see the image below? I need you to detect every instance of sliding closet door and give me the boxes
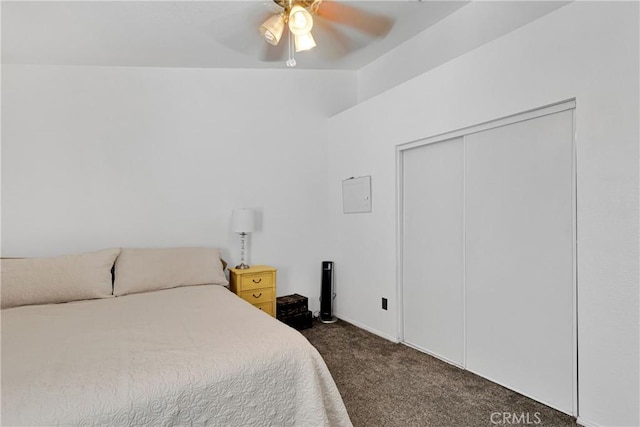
[465,110,574,413]
[402,138,464,366]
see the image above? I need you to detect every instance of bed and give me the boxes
[1,248,352,426]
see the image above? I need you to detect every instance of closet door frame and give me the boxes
[395,99,578,415]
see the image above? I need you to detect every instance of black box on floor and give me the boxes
[276,294,308,318]
[279,310,313,330]
[277,294,312,330]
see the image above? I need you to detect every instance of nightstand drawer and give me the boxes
[240,288,274,305]
[255,301,275,316]
[229,265,277,318]
[240,273,274,291]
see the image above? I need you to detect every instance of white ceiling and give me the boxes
[2,1,471,70]
[2,1,571,71]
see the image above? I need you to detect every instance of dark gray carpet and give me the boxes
[301,320,577,427]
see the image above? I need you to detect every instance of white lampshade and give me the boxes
[294,32,316,52]
[288,5,313,36]
[260,14,285,46]
[232,208,255,233]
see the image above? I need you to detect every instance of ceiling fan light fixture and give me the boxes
[294,32,316,52]
[288,5,313,36]
[260,13,285,46]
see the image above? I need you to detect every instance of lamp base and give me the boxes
[235,263,250,269]
[319,316,338,324]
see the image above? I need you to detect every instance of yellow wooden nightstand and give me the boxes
[229,265,277,317]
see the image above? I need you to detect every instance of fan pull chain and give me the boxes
[286,28,296,67]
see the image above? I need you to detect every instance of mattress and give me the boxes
[1,285,352,426]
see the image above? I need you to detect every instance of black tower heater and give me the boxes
[320,261,337,323]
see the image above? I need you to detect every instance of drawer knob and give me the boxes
[252,278,262,284]
[252,293,262,299]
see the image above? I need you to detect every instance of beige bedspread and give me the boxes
[1,285,352,426]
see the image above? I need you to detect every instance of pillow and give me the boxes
[113,247,228,297]
[0,248,121,309]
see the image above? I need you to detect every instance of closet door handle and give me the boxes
[252,278,262,284]
[252,293,262,299]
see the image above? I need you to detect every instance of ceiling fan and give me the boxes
[255,0,393,67]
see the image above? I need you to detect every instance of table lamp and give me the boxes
[232,208,255,269]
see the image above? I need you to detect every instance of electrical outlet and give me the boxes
[381,298,388,310]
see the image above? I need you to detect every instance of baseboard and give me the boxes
[575,417,636,427]
[334,313,400,343]
[576,417,602,427]
[402,341,465,369]
[464,365,574,417]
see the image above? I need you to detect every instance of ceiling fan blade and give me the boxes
[207,4,274,59]
[315,1,394,38]
[312,18,353,60]
[263,0,284,14]
[260,34,288,62]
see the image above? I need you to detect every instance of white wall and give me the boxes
[1,65,356,311]
[328,2,638,427]
[356,0,569,103]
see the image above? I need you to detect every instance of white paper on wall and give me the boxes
[342,176,372,214]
